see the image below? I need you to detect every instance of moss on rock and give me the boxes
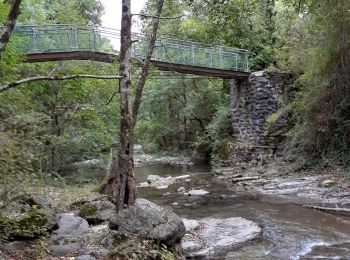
[0,208,49,240]
[80,203,97,217]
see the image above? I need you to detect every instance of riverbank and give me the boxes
[214,158,350,206]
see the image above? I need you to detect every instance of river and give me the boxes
[136,163,350,259]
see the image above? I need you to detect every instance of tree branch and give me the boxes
[0,74,121,93]
[132,13,185,20]
[132,0,165,126]
[105,90,119,106]
[0,0,22,60]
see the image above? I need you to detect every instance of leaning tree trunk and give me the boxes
[0,0,22,60]
[99,0,165,212]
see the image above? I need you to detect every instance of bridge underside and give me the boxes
[26,51,249,79]
[26,51,115,63]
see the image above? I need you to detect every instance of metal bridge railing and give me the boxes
[10,24,249,72]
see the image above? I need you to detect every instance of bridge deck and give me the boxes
[12,24,250,78]
[26,51,249,78]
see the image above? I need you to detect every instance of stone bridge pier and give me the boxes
[227,71,293,164]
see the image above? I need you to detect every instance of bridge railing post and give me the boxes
[191,43,196,65]
[208,52,213,68]
[233,53,238,71]
[69,27,78,51]
[245,52,249,71]
[92,27,98,51]
[32,28,39,53]
[219,47,224,69]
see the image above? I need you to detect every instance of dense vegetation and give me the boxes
[0,0,349,204]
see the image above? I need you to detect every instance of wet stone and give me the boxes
[181,217,261,257]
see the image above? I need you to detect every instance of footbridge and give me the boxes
[11,24,249,78]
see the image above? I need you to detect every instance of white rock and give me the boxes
[147,175,161,183]
[133,144,143,150]
[172,202,179,206]
[188,189,210,196]
[182,218,200,231]
[321,179,336,187]
[181,239,204,252]
[252,71,265,77]
[177,187,186,192]
[156,185,169,190]
[185,179,191,183]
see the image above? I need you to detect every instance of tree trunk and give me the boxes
[97,0,135,210]
[0,0,22,60]
[99,0,165,212]
[113,0,135,211]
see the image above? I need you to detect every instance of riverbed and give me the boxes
[136,163,350,259]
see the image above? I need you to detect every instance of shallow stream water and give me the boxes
[136,163,350,260]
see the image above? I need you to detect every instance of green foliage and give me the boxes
[135,75,223,153]
[0,0,116,196]
[202,100,233,165]
[80,203,97,218]
[176,0,279,70]
[283,0,350,165]
[0,127,35,204]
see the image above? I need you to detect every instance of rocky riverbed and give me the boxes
[1,155,350,259]
[136,159,350,259]
[214,159,350,206]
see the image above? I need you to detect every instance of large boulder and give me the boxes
[109,198,186,245]
[54,213,89,236]
[181,217,261,257]
[48,213,90,257]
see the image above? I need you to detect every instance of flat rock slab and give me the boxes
[181,217,261,257]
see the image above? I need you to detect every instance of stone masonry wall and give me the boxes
[227,71,292,164]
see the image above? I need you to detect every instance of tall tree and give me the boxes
[0,0,22,60]
[100,0,165,211]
